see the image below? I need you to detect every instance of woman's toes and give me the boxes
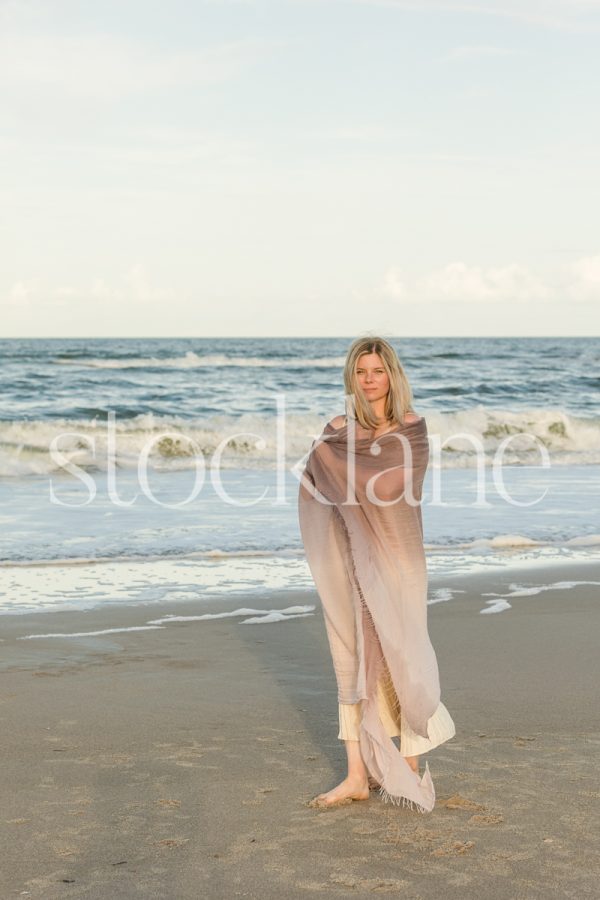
[309,778,369,806]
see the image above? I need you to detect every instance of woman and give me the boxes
[298,336,455,812]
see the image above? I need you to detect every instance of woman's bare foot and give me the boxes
[309,774,370,807]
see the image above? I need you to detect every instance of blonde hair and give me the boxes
[343,334,415,430]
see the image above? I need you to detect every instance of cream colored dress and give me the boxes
[338,668,456,756]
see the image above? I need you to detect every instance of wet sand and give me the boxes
[1,559,599,899]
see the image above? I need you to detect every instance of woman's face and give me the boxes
[355,352,390,402]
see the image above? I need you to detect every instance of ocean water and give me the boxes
[1,336,599,615]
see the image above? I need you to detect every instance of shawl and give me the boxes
[297,414,440,813]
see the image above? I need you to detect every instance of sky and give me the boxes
[1,0,600,338]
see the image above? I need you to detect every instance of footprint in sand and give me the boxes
[440,793,487,812]
[514,736,536,747]
[330,875,407,892]
[153,838,189,848]
[53,845,78,858]
[241,787,278,806]
[431,840,475,856]
[306,797,354,810]
[469,813,504,825]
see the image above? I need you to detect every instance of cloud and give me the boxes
[382,266,406,299]
[91,265,175,305]
[566,254,600,301]
[382,257,600,303]
[6,280,36,306]
[416,261,551,302]
[0,32,275,100]
[2,266,175,309]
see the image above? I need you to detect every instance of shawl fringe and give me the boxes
[378,768,432,815]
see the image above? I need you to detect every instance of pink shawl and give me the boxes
[298,414,439,813]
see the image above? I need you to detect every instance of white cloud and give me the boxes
[91,265,175,305]
[382,266,406,299]
[416,261,550,302]
[381,257,600,304]
[566,254,600,301]
[2,266,175,310]
[6,280,35,306]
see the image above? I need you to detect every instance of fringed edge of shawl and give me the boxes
[378,787,430,814]
[377,760,433,814]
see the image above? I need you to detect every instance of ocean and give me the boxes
[1,335,599,616]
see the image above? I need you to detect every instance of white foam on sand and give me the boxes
[480,598,513,615]
[239,610,315,624]
[17,605,316,639]
[20,625,166,639]
[428,587,467,605]
[146,604,315,625]
[480,580,600,614]
[0,555,314,615]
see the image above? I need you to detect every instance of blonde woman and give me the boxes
[298,336,455,811]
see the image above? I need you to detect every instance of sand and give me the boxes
[1,559,599,899]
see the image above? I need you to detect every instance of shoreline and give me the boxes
[0,548,598,621]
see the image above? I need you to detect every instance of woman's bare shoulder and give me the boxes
[403,411,422,423]
[327,414,347,429]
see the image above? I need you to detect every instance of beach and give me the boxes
[1,334,599,897]
[1,558,599,899]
